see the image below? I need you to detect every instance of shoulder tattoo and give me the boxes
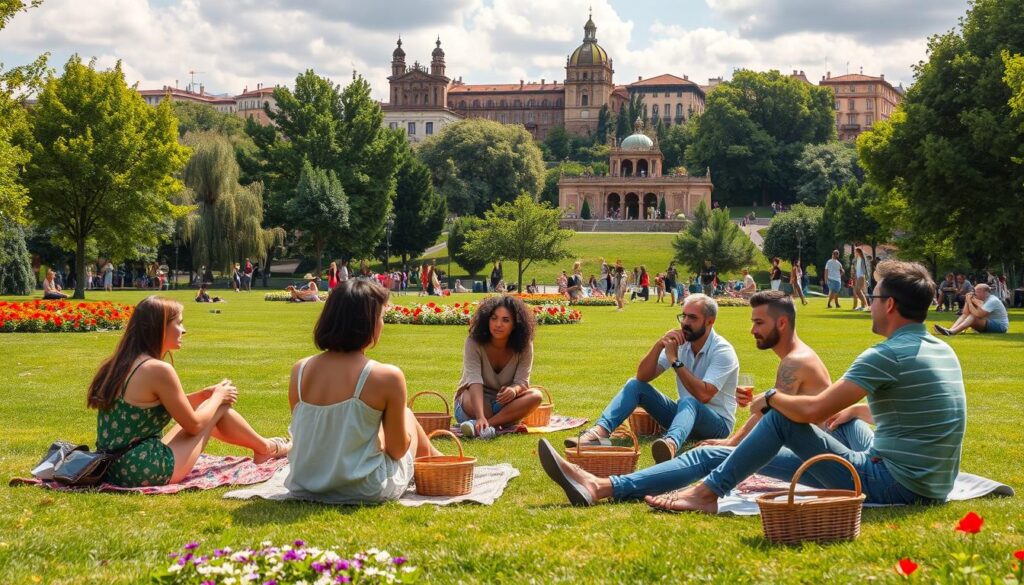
[775,359,801,393]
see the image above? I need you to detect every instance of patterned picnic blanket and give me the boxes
[446,414,588,437]
[10,454,288,495]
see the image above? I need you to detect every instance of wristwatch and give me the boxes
[761,388,778,414]
[671,359,684,370]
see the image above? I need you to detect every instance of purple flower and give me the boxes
[393,556,407,566]
[167,553,179,559]
[335,577,351,584]
[282,550,301,562]
[335,560,350,571]
[263,581,277,585]
[202,581,215,585]
[184,542,200,551]
[312,562,327,573]
[176,558,188,567]
[213,549,225,558]
[293,539,305,548]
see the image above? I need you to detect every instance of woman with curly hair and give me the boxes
[455,295,543,439]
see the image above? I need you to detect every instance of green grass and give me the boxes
[1,290,1021,583]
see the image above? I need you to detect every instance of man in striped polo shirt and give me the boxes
[647,260,966,513]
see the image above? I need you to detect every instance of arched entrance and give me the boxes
[625,193,639,220]
[621,160,634,177]
[643,193,658,219]
[606,193,621,219]
[637,159,649,177]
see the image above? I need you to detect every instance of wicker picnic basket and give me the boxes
[565,429,640,477]
[756,454,866,545]
[408,391,451,433]
[522,385,554,427]
[628,407,663,436]
[414,429,476,496]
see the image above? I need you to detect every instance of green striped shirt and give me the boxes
[842,323,966,500]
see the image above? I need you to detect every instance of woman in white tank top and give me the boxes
[285,279,441,504]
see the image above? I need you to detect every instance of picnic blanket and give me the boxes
[223,463,520,507]
[716,472,1014,516]
[9,455,288,495]
[446,414,588,438]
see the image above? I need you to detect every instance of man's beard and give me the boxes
[754,326,781,350]
[683,323,706,342]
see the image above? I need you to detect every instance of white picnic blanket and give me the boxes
[223,464,519,507]
[717,472,1014,516]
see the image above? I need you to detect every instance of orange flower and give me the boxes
[955,511,983,534]
[895,558,918,577]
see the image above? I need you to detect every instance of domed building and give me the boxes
[563,13,615,136]
[558,119,713,225]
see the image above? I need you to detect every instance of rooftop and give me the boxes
[449,82,564,93]
[628,73,699,88]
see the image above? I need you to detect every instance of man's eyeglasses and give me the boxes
[676,313,685,324]
[865,294,892,304]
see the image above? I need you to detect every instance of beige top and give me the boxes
[455,338,533,400]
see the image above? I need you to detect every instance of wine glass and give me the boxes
[736,373,755,407]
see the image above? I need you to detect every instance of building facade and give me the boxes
[138,85,237,114]
[626,74,705,128]
[382,38,463,142]
[819,72,903,141]
[235,85,278,126]
[558,120,713,220]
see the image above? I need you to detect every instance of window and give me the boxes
[848,99,855,110]
[676,104,683,118]
[486,99,494,107]
[846,114,857,125]
[652,92,658,97]
[472,99,480,108]
[865,114,873,126]
[513,99,521,107]
[583,72,589,80]
[408,122,416,135]
[556,98,563,106]
[664,103,670,118]
[500,99,507,107]
[677,91,683,97]
[389,122,397,130]
[652,104,659,116]
[835,100,840,110]
[426,122,434,135]
[581,94,589,106]
[866,100,873,110]
[849,85,856,93]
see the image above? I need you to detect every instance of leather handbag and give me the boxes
[50,436,155,487]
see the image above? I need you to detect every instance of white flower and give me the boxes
[167,563,182,574]
[223,579,236,585]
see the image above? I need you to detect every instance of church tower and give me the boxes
[391,37,406,77]
[564,12,614,136]
[430,37,446,78]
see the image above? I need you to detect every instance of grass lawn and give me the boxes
[1,290,1021,583]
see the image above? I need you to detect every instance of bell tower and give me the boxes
[564,12,614,136]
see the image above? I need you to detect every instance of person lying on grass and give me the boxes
[284,279,442,504]
[640,261,962,512]
[455,295,543,439]
[286,274,321,302]
[563,294,745,464]
[86,296,289,488]
[538,290,873,505]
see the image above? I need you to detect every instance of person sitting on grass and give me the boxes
[454,279,470,293]
[563,294,740,464]
[284,279,442,503]
[732,268,757,299]
[538,290,875,505]
[286,274,321,302]
[42,269,68,299]
[635,261,965,513]
[935,283,1009,336]
[87,296,289,488]
[194,284,224,303]
[455,295,543,439]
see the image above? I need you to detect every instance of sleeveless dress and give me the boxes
[285,359,414,504]
[96,359,175,487]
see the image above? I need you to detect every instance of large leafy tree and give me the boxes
[540,161,586,207]
[858,0,1024,278]
[464,194,573,289]
[447,216,487,276]
[794,141,863,205]
[686,69,835,206]
[660,122,697,172]
[762,204,824,268]
[672,200,757,276]
[417,118,544,216]
[287,160,349,274]
[543,125,572,161]
[24,55,190,299]
[384,152,446,266]
[180,132,283,275]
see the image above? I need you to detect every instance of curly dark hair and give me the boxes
[469,295,536,353]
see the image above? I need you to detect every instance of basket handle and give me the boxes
[574,429,639,455]
[428,429,464,458]
[529,385,553,406]
[408,390,450,415]
[788,453,862,505]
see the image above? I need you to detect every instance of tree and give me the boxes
[658,196,667,220]
[447,216,487,276]
[544,125,572,161]
[672,200,757,276]
[180,132,283,276]
[465,194,573,289]
[171,101,256,159]
[0,217,33,295]
[794,141,863,206]
[417,118,544,216]
[835,182,887,260]
[540,161,585,207]
[387,152,447,266]
[24,56,190,299]
[580,198,591,220]
[286,161,349,273]
[595,105,611,144]
[858,0,1024,279]
[615,103,630,142]
[866,184,958,278]
[686,69,835,206]
[762,204,824,269]
[661,122,696,171]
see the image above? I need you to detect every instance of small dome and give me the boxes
[432,38,444,59]
[620,132,654,151]
[393,38,405,59]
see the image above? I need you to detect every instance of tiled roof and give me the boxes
[629,74,698,88]
[449,83,564,93]
[821,74,883,83]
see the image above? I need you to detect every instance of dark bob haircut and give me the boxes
[749,289,796,327]
[468,295,536,353]
[875,260,935,323]
[314,279,390,352]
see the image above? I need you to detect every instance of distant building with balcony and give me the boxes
[626,73,705,128]
[819,72,903,141]
[235,84,278,126]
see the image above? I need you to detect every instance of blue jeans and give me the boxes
[596,378,731,450]
[454,394,503,423]
[700,411,932,505]
[609,419,873,500]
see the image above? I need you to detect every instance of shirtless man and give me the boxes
[538,290,870,505]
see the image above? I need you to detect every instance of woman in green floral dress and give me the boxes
[88,296,289,487]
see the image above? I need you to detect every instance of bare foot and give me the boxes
[644,483,719,514]
[253,437,291,464]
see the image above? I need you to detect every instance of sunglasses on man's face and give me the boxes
[865,293,892,304]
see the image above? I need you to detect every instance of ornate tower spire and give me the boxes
[391,36,406,77]
[430,36,446,77]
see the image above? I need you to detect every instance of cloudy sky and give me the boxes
[2,0,968,100]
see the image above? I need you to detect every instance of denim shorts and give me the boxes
[828,279,841,293]
[454,394,503,423]
[985,319,1008,333]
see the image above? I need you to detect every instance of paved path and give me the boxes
[741,224,765,250]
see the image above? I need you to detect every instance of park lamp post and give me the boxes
[384,213,395,272]
[173,229,180,290]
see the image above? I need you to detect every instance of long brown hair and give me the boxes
[87,296,181,410]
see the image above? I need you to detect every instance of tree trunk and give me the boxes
[517,261,524,293]
[314,238,324,275]
[262,245,276,288]
[73,237,86,299]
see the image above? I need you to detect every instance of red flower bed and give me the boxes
[0,300,134,333]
